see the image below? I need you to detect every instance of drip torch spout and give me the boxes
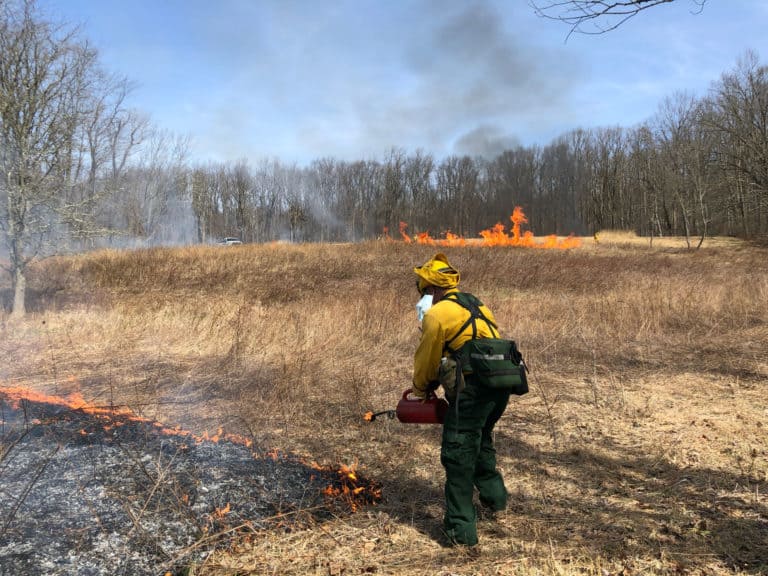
[363,409,396,422]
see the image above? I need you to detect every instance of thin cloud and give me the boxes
[272,0,581,161]
[37,0,768,165]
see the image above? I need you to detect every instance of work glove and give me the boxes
[439,360,457,403]
[412,381,438,401]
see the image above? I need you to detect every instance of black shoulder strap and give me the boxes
[443,292,499,353]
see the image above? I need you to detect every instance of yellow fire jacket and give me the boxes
[412,288,500,395]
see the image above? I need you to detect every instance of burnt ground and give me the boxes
[0,391,380,576]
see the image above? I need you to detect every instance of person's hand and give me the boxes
[410,387,427,400]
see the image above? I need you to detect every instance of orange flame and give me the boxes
[399,222,412,243]
[319,460,382,512]
[389,206,581,249]
[0,385,252,448]
[213,502,231,519]
[339,463,358,482]
[415,231,435,245]
[2,386,382,512]
[443,231,467,247]
[363,411,374,422]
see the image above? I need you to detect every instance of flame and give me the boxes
[363,411,374,422]
[339,463,358,482]
[213,502,231,519]
[443,231,467,247]
[199,426,226,443]
[415,231,435,245]
[389,206,581,249]
[2,386,383,513]
[318,460,382,512]
[0,385,252,448]
[399,221,412,243]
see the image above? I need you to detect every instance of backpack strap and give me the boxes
[442,292,500,428]
[443,292,499,354]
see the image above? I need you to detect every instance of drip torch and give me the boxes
[364,388,449,425]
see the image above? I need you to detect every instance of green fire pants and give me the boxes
[440,381,510,546]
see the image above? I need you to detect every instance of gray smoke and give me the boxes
[354,0,579,159]
[454,124,521,159]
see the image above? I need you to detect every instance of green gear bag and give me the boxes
[456,337,528,395]
[442,291,528,396]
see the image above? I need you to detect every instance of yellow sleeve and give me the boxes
[479,304,500,337]
[412,313,444,393]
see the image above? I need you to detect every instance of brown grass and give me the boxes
[1,239,767,575]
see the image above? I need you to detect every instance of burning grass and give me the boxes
[390,207,582,249]
[0,387,380,574]
[0,238,767,575]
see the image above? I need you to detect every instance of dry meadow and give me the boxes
[1,234,766,575]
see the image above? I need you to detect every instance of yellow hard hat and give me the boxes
[414,253,460,293]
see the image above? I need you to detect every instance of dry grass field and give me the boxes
[1,233,766,575]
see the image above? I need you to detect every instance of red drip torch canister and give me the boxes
[396,388,449,424]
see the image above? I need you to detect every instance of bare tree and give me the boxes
[704,51,768,237]
[334,161,362,241]
[529,0,706,38]
[435,156,479,237]
[110,129,188,245]
[378,148,407,234]
[486,147,539,222]
[252,159,287,242]
[190,167,214,243]
[65,74,149,246]
[650,92,717,247]
[228,159,251,241]
[0,0,120,316]
[402,150,435,233]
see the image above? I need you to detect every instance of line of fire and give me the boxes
[0,385,382,573]
[0,385,380,507]
[382,206,582,249]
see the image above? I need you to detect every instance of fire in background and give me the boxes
[383,206,581,249]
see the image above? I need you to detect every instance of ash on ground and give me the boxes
[0,392,379,576]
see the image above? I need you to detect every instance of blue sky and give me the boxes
[38,0,768,166]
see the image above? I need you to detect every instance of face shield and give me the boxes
[416,293,433,322]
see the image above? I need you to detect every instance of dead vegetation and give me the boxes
[0,237,766,575]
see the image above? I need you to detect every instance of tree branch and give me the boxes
[529,0,707,39]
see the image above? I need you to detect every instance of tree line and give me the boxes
[1,0,767,316]
[186,50,767,247]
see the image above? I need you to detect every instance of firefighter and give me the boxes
[412,253,510,549]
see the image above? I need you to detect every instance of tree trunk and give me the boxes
[11,266,26,318]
